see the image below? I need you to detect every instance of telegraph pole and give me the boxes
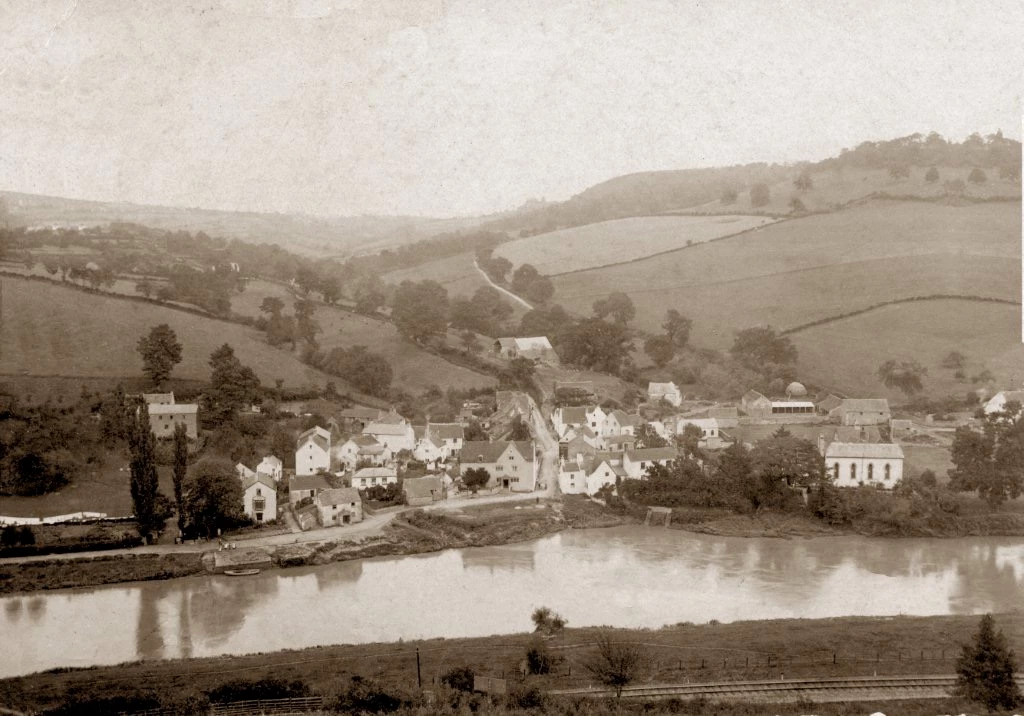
[416,647,422,688]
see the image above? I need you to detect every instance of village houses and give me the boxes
[295,426,331,476]
[255,455,283,482]
[601,409,643,438]
[334,434,391,470]
[241,474,277,524]
[984,390,1024,416]
[460,440,537,492]
[494,336,557,362]
[552,405,606,439]
[289,473,332,504]
[350,466,398,489]
[558,452,627,496]
[623,447,678,479]
[412,423,466,464]
[362,411,416,453]
[315,487,363,526]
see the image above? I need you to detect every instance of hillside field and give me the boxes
[494,214,777,275]
[552,200,1020,348]
[379,251,493,298]
[0,276,338,391]
[790,299,1024,399]
[232,280,497,393]
[689,165,1021,215]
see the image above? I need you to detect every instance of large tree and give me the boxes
[749,183,771,207]
[948,407,1024,507]
[662,309,692,348]
[730,327,797,376]
[955,614,1021,711]
[207,344,261,425]
[748,430,825,510]
[643,335,675,367]
[558,318,634,375]
[136,324,183,388]
[183,459,245,538]
[593,292,636,326]
[585,633,646,698]
[877,359,927,397]
[129,407,163,541]
[391,280,450,342]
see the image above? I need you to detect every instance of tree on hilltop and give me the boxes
[877,359,927,397]
[593,292,636,326]
[793,172,813,191]
[925,166,940,183]
[968,167,988,184]
[137,324,183,389]
[749,183,771,208]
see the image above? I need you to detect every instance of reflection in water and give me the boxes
[461,546,536,573]
[1,528,1023,679]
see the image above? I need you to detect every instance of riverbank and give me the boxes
[2,612,1020,714]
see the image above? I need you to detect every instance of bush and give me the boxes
[206,677,310,703]
[331,676,412,714]
[506,685,545,710]
[440,665,475,693]
[526,640,554,675]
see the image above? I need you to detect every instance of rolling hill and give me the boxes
[0,276,337,390]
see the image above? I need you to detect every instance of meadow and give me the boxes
[380,251,492,297]
[552,200,1020,348]
[790,299,1024,399]
[232,280,497,393]
[0,276,337,391]
[493,214,776,275]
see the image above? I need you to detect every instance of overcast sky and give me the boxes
[0,0,1021,217]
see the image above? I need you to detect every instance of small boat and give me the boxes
[223,568,261,577]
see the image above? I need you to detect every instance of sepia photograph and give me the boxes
[0,1,1022,714]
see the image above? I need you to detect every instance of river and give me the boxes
[3,527,1024,679]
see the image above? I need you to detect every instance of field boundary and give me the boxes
[543,217,791,278]
[781,294,1022,335]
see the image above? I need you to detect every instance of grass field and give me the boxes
[380,251,493,297]
[689,165,1021,215]
[493,214,777,275]
[232,280,497,393]
[552,200,1020,347]
[790,299,1024,399]
[902,445,954,481]
[0,276,336,390]
[0,456,177,519]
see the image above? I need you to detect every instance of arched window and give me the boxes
[868,464,874,481]
[884,463,891,480]
[833,463,840,479]
[850,463,857,481]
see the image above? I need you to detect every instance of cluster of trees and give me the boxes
[820,132,1021,176]
[620,429,825,513]
[156,265,245,315]
[508,264,555,304]
[345,230,507,277]
[877,359,927,397]
[643,309,692,367]
[948,403,1024,507]
[313,345,393,398]
[256,296,320,350]
[729,327,798,387]
[449,286,514,335]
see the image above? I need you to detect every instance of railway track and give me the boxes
[551,674,1024,703]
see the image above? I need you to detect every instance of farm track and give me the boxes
[472,258,533,310]
[551,674,1024,703]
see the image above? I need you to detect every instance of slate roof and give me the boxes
[339,407,386,421]
[316,487,361,506]
[289,474,333,493]
[403,475,443,500]
[428,423,465,441]
[461,440,534,464]
[297,426,330,452]
[353,467,396,479]
[625,447,678,462]
[241,474,276,493]
[148,403,198,415]
[142,392,175,405]
[513,336,553,351]
[837,399,891,413]
[347,435,380,447]
[364,422,412,436]
[824,442,904,459]
[558,406,588,425]
[610,410,643,427]
[648,382,680,394]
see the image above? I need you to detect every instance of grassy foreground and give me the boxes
[2,613,1021,714]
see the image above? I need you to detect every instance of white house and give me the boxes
[295,426,331,476]
[984,390,1024,416]
[350,466,398,489]
[255,456,283,482]
[461,440,537,492]
[825,442,905,489]
[671,417,725,449]
[427,423,465,456]
[552,405,606,439]
[235,463,256,480]
[335,435,390,469]
[623,447,677,479]
[242,475,277,524]
[147,402,199,439]
[557,454,626,496]
[601,410,643,438]
[363,420,416,453]
[648,382,682,407]
[413,431,445,464]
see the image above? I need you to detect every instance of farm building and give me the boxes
[825,442,904,489]
[315,487,363,526]
[770,400,815,416]
[816,394,843,415]
[741,390,773,418]
[494,336,557,362]
[623,447,677,479]
[404,475,445,506]
[148,402,199,439]
[984,390,1024,415]
[831,399,891,426]
[338,407,387,432]
[648,382,682,406]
